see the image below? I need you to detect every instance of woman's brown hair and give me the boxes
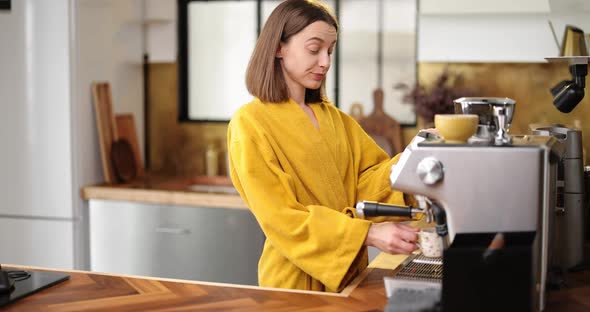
[245,0,338,104]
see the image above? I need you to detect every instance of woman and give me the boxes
[227,0,419,292]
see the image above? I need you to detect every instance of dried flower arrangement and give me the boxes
[395,69,478,123]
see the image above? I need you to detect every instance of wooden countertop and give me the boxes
[3,254,590,311]
[81,173,247,209]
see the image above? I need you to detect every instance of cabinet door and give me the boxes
[0,217,73,269]
[89,200,264,285]
[420,0,550,14]
[155,205,264,285]
[89,200,160,276]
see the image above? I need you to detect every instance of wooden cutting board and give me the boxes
[357,88,404,156]
[115,114,143,177]
[92,82,118,184]
[111,138,138,183]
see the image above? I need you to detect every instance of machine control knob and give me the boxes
[417,157,444,185]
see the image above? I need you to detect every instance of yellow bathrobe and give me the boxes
[228,98,412,292]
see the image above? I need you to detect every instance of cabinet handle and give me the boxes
[155,227,190,235]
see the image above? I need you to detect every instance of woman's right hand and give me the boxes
[364,222,419,254]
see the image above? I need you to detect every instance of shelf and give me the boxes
[545,56,590,65]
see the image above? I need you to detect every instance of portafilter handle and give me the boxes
[493,106,512,145]
[356,200,451,248]
[355,201,423,219]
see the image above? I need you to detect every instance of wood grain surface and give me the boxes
[358,88,404,157]
[80,173,246,209]
[115,114,144,177]
[92,82,118,184]
[0,266,389,312]
[111,138,138,182]
[1,264,589,311]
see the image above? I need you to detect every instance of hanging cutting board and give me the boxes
[115,113,143,177]
[92,82,118,184]
[357,88,404,157]
[111,138,138,183]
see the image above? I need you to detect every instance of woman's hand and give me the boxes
[364,222,419,254]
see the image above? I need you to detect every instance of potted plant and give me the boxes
[395,69,478,126]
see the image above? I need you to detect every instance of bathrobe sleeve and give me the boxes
[228,114,372,292]
[341,113,417,221]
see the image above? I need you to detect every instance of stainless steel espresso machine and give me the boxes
[356,98,567,311]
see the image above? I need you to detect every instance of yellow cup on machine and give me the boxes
[434,114,479,143]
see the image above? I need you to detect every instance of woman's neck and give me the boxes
[284,79,306,106]
[291,93,306,107]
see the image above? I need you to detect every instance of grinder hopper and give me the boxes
[453,97,516,144]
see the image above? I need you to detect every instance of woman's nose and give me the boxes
[318,52,331,68]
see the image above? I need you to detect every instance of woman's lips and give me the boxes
[311,73,325,81]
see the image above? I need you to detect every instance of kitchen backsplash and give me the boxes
[418,62,589,165]
[148,62,589,176]
[148,63,228,176]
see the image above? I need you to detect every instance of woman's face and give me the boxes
[277,21,337,92]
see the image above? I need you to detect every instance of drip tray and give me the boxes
[393,253,442,283]
[384,254,443,311]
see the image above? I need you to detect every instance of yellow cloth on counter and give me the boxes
[227,98,413,292]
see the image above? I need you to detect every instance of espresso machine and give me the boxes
[454,97,586,270]
[357,98,564,311]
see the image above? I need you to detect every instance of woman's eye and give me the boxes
[309,49,319,54]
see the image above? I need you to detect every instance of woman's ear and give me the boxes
[276,43,283,59]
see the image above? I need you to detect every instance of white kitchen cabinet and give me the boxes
[0,217,74,269]
[548,0,590,13]
[89,200,264,285]
[417,0,590,62]
[418,13,590,63]
[420,0,551,15]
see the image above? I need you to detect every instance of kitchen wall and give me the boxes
[417,6,590,164]
[147,2,590,176]
[146,62,420,177]
[73,0,145,269]
[147,61,590,178]
[148,63,228,176]
[419,62,590,165]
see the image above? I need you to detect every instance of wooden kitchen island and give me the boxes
[74,176,590,311]
[0,262,392,311]
[3,255,590,311]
